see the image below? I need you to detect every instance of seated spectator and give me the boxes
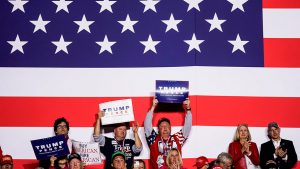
[209,152,233,169]
[0,155,13,169]
[132,159,145,169]
[49,156,68,169]
[68,153,83,169]
[159,148,187,169]
[194,156,209,169]
[111,152,127,169]
[228,124,259,169]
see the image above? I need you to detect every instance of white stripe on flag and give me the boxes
[1,67,300,97]
[263,9,300,38]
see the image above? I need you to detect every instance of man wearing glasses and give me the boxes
[39,117,73,169]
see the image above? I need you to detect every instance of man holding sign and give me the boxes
[93,112,143,169]
[144,98,192,169]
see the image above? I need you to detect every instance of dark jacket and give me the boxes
[260,139,297,169]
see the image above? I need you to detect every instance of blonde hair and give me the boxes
[233,124,252,141]
[166,148,183,168]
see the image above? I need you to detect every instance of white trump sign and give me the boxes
[99,99,135,125]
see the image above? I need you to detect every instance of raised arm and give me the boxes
[144,98,158,137]
[182,99,192,138]
[93,111,105,145]
[132,122,143,153]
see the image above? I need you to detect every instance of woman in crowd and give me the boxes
[228,124,259,169]
[132,159,146,169]
[159,148,187,169]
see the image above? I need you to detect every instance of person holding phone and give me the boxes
[260,122,298,169]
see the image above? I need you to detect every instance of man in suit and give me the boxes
[260,122,298,169]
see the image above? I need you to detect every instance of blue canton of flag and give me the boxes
[0,0,263,67]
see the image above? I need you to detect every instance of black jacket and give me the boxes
[260,139,297,169]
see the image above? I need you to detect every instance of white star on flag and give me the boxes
[205,13,226,32]
[52,35,72,54]
[139,0,160,13]
[96,35,116,54]
[30,14,51,33]
[183,0,204,11]
[8,0,28,13]
[140,35,160,54]
[52,0,73,13]
[227,0,248,12]
[74,15,95,33]
[162,13,182,32]
[7,34,28,54]
[228,34,249,53]
[184,33,204,53]
[96,0,116,13]
[118,14,138,33]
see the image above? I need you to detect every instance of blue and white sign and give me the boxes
[31,135,70,160]
[99,99,134,125]
[156,80,189,103]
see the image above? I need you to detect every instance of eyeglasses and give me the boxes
[58,162,67,165]
[57,125,67,129]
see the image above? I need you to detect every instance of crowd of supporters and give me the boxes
[0,98,298,169]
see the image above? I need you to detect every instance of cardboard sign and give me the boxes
[99,99,135,125]
[73,141,102,165]
[31,135,69,160]
[156,80,189,103]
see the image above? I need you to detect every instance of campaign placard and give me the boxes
[73,141,102,165]
[31,135,70,160]
[99,99,135,125]
[155,80,189,103]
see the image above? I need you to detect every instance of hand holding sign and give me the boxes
[183,98,191,110]
[31,135,70,160]
[155,80,189,103]
[99,99,135,125]
[97,111,105,120]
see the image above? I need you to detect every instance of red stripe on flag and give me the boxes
[196,96,300,127]
[263,0,300,8]
[11,159,300,169]
[264,38,300,68]
[1,96,300,127]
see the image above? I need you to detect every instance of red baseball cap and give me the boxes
[194,156,209,168]
[0,155,13,165]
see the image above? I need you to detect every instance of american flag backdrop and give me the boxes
[0,0,300,168]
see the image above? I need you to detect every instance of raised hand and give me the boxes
[97,111,105,119]
[132,121,139,133]
[183,98,190,109]
[152,98,158,108]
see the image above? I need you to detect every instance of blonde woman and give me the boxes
[159,148,187,169]
[228,124,259,169]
